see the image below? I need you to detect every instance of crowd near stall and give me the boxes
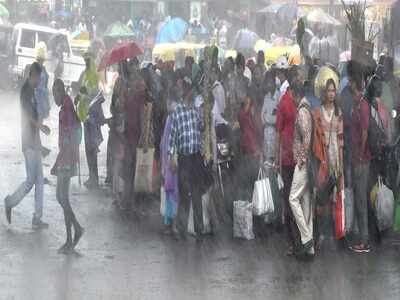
[1,0,400,258]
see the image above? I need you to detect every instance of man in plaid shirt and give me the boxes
[168,77,205,240]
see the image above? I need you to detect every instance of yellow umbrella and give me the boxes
[264,45,301,65]
[152,43,177,61]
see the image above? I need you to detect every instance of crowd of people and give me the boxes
[3,40,400,257]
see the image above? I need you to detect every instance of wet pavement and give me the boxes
[0,91,399,300]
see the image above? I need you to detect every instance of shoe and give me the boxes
[302,239,314,254]
[104,177,112,186]
[349,244,371,253]
[32,219,49,230]
[4,196,11,224]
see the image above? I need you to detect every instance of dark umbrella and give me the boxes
[98,41,144,71]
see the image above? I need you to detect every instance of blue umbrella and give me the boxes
[156,18,188,44]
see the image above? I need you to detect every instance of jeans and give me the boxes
[177,153,204,235]
[6,148,44,220]
[352,162,370,245]
[85,144,98,185]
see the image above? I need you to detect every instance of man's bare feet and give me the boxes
[73,226,85,248]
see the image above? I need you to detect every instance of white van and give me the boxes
[10,23,85,87]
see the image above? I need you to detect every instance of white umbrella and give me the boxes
[307,8,341,26]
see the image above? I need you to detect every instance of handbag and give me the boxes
[134,147,155,193]
[252,167,274,216]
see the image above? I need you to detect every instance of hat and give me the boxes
[83,51,95,60]
[275,56,289,70]
[35,42,47,61]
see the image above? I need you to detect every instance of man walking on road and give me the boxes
[289,80,314,257]
[4,62,50,229]
[168,76,204,240]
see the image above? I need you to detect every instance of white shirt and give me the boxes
[212,81,228,126]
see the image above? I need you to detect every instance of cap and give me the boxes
[275,56,289,70]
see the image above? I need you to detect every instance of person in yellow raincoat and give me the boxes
[78,52,107,189]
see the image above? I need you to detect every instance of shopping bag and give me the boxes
[188,189,212,235]
[393,198,400,232]
[376,178,395,232]
[344,187,354,234]
[160,186,166,216]
[252,168,274,216]
[233,200,255,240]
[335,187,345,240]
[134,148,155,193]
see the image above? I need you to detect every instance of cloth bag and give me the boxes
[376,178,395,232]
[252,168,274,216]
[188,189,212,235]
[233,200,255,240]
[134,148,155,193]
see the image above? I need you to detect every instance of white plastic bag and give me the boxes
[188,190,212,235]
[252,168,274,216]
[376,178,395,232]
[233,200,255,240]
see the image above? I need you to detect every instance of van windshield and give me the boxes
[37,32,69,54]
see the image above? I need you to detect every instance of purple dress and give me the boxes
[161,116,179,225]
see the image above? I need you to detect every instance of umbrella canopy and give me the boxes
[98,41,143,71]
[104,21,135,38]
[156,18,188,44]
[233,29,259,51]
[258,3,305,19]
[0,3,9,18]
[55,9,72,18]
[307,9,341,26]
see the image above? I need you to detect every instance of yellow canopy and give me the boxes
[225,49,237,59]
[152,42,206,61]
[73,31,90,41]
[265,45,301,66]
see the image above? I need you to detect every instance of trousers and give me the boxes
[6,148,44,220]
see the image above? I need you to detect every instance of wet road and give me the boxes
[0,91,399,300]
